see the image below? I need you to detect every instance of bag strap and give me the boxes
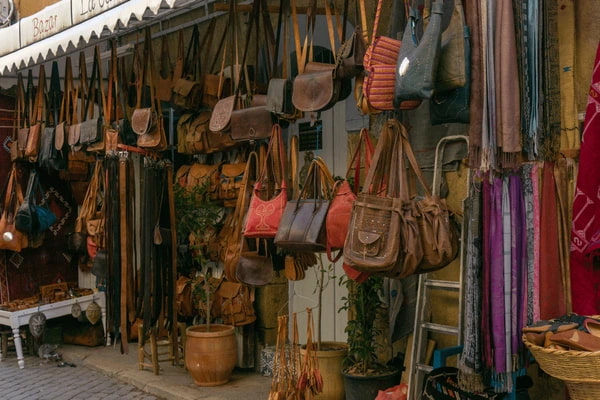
[61,57,74,125]
[289,134,299,200]
[396,121,432,197]
[78,51,89,123]
[363,119,401,197]
[255,124,287,193]
[371,0,384,45]
[48,61,61,127]
[24,70,33,128]
[158,34,172,82]
[183,25,200,80]
[32,65,46,128]
[84,46,107,122]
[346,128,375,193]
[142,28,162,120]
[14,73,24,134]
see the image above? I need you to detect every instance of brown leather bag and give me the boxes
[411,134,462,273]
[186,163,221,201]
[236,239,274,287]
[217,281,256,326]
[343,119,423,278]
[292,62,341,113]
[24,65,46,162]
[135,29,167,151]
[222,152,259,281]
[176,276,194,317]
[219,161,246,207]
[230,101,273,141]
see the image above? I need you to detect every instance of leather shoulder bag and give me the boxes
[274,157,334,253]
[24,65,46,162]
[343,119,423,278]
[80,46,106,149]
[244,124,288,239]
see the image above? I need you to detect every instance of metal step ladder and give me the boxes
[407,135,469,400]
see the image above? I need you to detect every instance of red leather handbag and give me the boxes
[326,128,374,283]
[244,124,288,239]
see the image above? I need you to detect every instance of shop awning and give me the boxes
[0,0,216,75]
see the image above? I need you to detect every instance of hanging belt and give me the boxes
[119,153,129,354]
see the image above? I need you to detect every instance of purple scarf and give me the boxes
[490,177,506,373]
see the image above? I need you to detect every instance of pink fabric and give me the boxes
[571,42,600,315]
[531,163,541,322]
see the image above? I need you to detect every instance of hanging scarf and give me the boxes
[512,0,532,158]
[494,0,521,168]
[531,163,542,322]
[458,174,484,392]
[490,177,506,373]
[500,177,512,390]
[521,164,536,325]
[554,158,576,313]
[539,0,561,160]
[540,161,566,319]
[509,174,527,360]
[557,0,580,155]
[570,42,600,315]
[466,0,484,168]
[481,177,493,369]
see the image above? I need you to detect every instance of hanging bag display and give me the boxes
[343,119,423,278]
[0,167,28,252]
[409,133,461,273]
[244,124,287,239]
[362,0,420,112]
[335,0,367,79]
[39,61,66,170]
[80,46,106,149]
[274,157,334,253]
[24,65,46,162]
[291,0,350,113]
[326,128,374,262]
[393,0,444,105]
[223,151,259,281]
[133,28,167,151]
[15,169,57,233]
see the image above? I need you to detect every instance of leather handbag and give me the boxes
[335,0,367,79]
[236,238,274,286]
[362,0,420,111]
[430,25,471,125]
[0,168,28,252]
[326,128,374,263]
[172,25,209,110]
[219,161,247,207]
[24,66,47,162]
[291,0,349,113]
[135,29,167,151]
[410,134,461,273]
[217,281,257,326]
[12,72,28,161]
[80,47,106,148]
[39,61,68,171]
[181,111,214,154]
[344,119,423,278]
[244,124,288,239]
[186,163,221,201]
[394,1,444,105]
[435,0,467,91]
[230,98,273,141]
[274,157,334,253]
[16,170,57,233]
[222,152,259,281]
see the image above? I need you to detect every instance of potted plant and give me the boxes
[298,255,348,400]
[339,275,401,400]
[174,182,237,387]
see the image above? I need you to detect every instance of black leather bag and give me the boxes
[236,239,274,287]
[266,78,294,117]
[394,1,444,105]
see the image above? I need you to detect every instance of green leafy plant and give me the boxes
[174,181,224,330]
[339,275,392,376]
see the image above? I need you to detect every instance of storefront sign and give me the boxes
[0,23,19,57]
[72,0,130,24]
[19,0,71,47]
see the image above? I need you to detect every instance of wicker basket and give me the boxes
[523,334,600,399]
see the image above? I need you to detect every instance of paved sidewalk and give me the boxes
[0,353,161,400]
[58,344,272,400]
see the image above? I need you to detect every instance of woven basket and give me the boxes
[523,335,600,400]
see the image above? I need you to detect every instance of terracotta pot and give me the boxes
[185,324,237,386]
[300,341,349,400]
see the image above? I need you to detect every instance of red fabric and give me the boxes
[571,42,600,315]
[539,162,565,319]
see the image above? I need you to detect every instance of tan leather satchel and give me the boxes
[187,163,221,200]
[217,281,256,326]
[24,65,46,162]
[219,162,247,207]
[344,119,423,278]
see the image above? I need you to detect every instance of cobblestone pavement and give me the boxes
[0,355,163,400]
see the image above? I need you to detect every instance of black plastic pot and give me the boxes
[341,368,401,400]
